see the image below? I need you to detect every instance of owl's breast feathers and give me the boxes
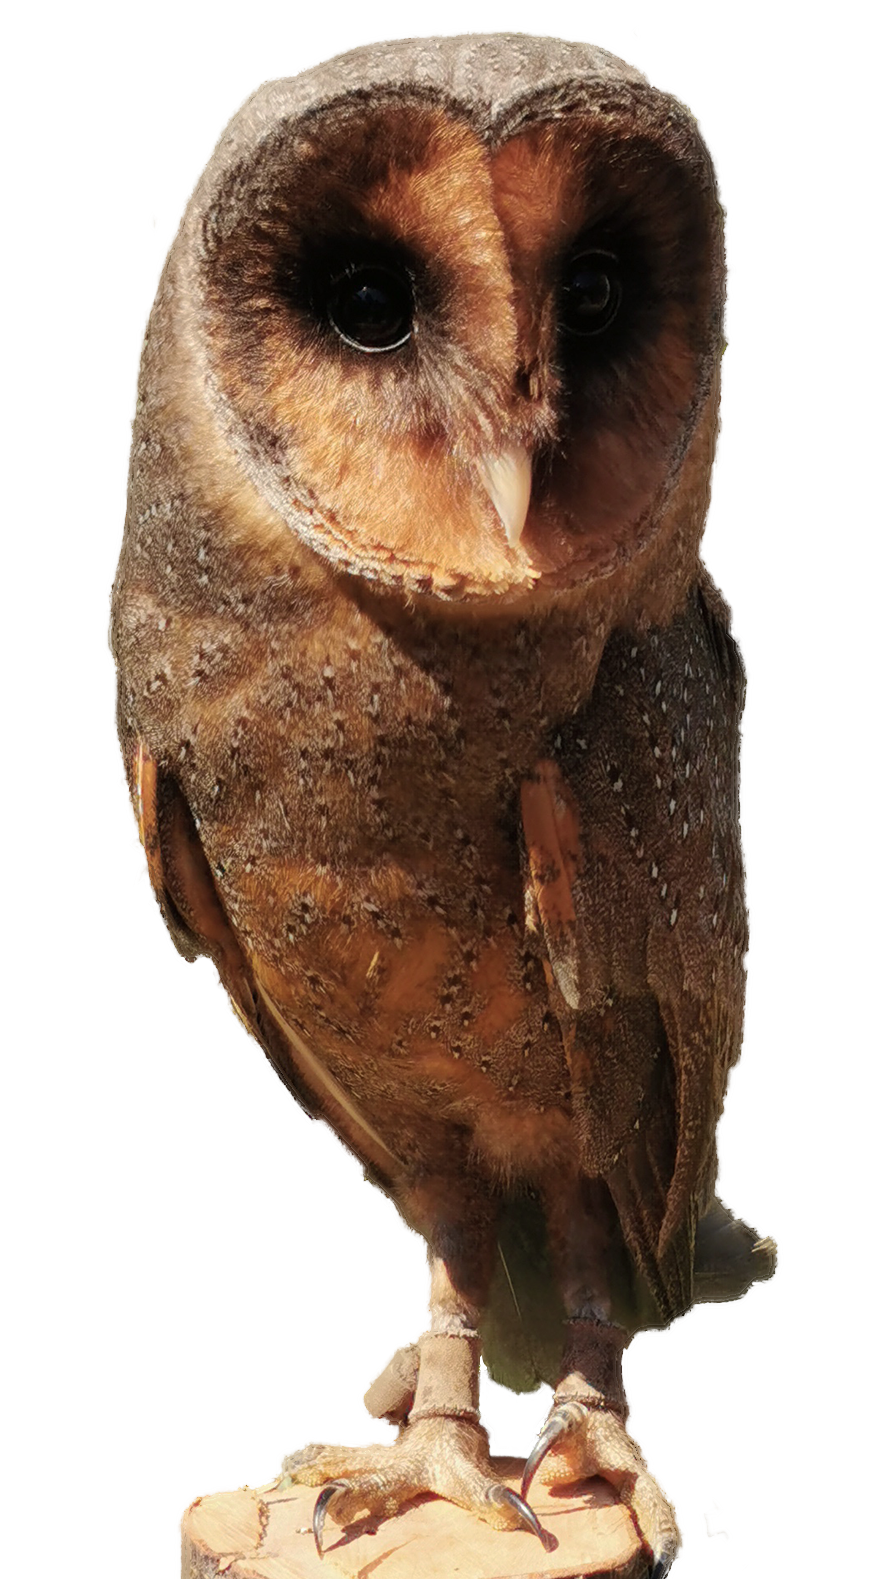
[119,558,745,1323]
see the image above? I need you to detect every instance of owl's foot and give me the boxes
[282,1416,547,1555]
[522,1399,678,1578]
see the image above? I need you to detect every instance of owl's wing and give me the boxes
[121,742,270,1061]
[523,578,748,1327]
[122,738,399,1193]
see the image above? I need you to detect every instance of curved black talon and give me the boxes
[312,1480,348,1557]
[487,1483,549,1546]
[521,1401,586,1500]
[650,1559,672,1579]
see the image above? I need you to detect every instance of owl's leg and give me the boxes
[522,1317,676,1577]
[521,1185,680,1578]
[282,1190,546,1553]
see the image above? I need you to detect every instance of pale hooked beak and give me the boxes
[476,444,532,548]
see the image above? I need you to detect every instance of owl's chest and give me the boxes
[175,605,600,1133]
[184,598,598,902]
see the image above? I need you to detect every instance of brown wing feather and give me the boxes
[525,577,747,1326]
[129,740,406,1188]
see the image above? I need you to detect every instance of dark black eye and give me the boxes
[326,263,414,352]
[561,249,622,337]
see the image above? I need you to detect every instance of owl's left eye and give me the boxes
[326,263,414,352]
[561,248,622,337]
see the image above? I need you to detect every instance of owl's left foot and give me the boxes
[522,1399,678,1578]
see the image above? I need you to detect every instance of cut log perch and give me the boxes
[181,1458,647,1579]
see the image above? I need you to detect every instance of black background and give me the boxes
[96,18,808,1572]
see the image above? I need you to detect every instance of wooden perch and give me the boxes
[182,1458,647,1578]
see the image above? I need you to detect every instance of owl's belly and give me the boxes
[226,849,574,1183]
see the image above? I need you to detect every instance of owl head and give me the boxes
[139,35,724,610]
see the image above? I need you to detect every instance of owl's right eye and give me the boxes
[560,248,622,338]
[326,263,414,353]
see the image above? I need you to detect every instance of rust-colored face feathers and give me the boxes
[162,42,725,603]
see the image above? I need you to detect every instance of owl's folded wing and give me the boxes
[127,744,407,1192]
[522,578,748,1327]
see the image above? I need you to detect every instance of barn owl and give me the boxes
[112,34,775,1576]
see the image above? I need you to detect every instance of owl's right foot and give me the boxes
[281,1415,546,1554]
